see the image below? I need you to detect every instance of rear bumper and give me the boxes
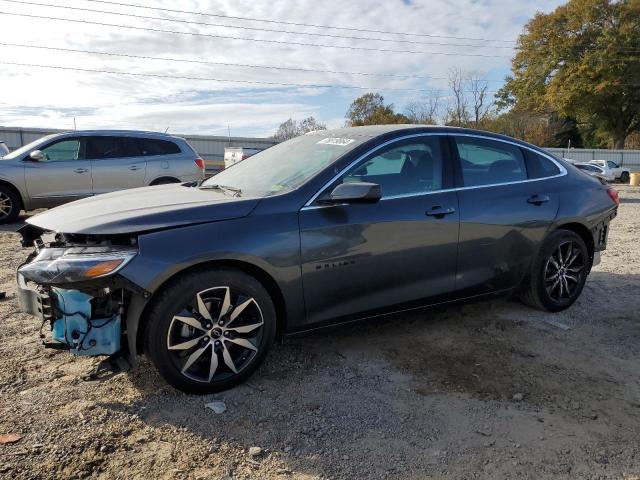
[593,209,617,252]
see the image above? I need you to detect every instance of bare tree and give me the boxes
[404,91,442,125]
[468,75,492,128]
[273,118,299,142]
[298,116,327,134]
[446,68,469,126]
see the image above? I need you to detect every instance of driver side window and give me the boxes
[338,137,444,198]
[40,138,82,162]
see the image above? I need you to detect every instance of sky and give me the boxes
[0,0,566,138]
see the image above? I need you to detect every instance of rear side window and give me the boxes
[85,136,121,160]
[120,137,142,157]
[524,150,561,179]
[454,136,527,187]
[135,138,181,156]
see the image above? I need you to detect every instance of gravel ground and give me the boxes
[0,187,639,479]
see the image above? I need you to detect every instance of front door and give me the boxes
[24,137,93,208]
[86,136,147,194]
[299,135,459,326]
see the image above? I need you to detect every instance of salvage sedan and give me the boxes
[16,126,618,393]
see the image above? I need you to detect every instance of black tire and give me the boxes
[520,230,589,312]
[620,171,630,184]
[0,185,21,224]
[144,268,276,394]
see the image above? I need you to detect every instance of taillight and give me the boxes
[194,158,205,171]
[607,188,620,207]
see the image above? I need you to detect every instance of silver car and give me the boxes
[0,130,204,223]
[573,162,608,182]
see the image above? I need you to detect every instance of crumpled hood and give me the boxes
[26,184,260,235]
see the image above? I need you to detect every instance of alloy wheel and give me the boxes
[166,286,264,383]
[0,192,12,220]
[543,240,585,303]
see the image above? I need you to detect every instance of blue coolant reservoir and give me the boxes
[51,288,121,356]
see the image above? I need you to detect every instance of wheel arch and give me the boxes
[553,222,595,266]
[0,179,24,211]
[149,176,181,186]
[134,259,288,355]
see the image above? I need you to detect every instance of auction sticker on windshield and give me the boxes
[317,138,355,146]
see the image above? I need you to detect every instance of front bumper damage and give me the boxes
[16,226,150,365]
[18,275,122,356]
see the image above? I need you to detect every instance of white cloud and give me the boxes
[0,0,565,136]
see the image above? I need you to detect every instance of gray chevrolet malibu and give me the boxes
[16,125,618,393]
[0,130,204,223]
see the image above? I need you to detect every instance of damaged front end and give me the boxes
[17,225,147,361]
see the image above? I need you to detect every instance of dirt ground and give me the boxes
[0,187,639,480]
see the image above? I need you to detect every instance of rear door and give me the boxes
[451,135,562,296]
[299,135,460,325]
[87,136,147,194]
[24,136,92,208]
[138,137,190,182]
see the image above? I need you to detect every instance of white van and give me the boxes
[223,147,263,169]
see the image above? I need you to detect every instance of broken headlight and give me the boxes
[18,246,137,284]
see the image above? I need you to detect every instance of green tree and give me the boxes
[498,0,640,149]
[346,93,409,126]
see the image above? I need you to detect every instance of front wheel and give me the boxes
[0,185,21,224]
[520,230,589,312]
[144,268,276,394]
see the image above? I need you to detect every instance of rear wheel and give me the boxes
[620,171,630,184]
[0,185,20,224]
[145,268,276,394]
[520,230,589,312]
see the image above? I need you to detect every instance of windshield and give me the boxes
[2,134,57,159]
[201,134,368,196]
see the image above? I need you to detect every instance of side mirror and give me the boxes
[322,182,381,204]
[29,150,45,161]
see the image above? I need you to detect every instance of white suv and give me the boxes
[589,160,630,183]
[0,130,204,223]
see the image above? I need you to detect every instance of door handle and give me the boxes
[527,194,550,205]
[128,165,140,171]
[426,206,456,217]
[74,168,89,174]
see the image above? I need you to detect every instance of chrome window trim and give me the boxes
[301,132,567,210]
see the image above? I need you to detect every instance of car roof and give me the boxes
[303,124,542,148]
[304,124,459,138]
[51,130,182,140]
